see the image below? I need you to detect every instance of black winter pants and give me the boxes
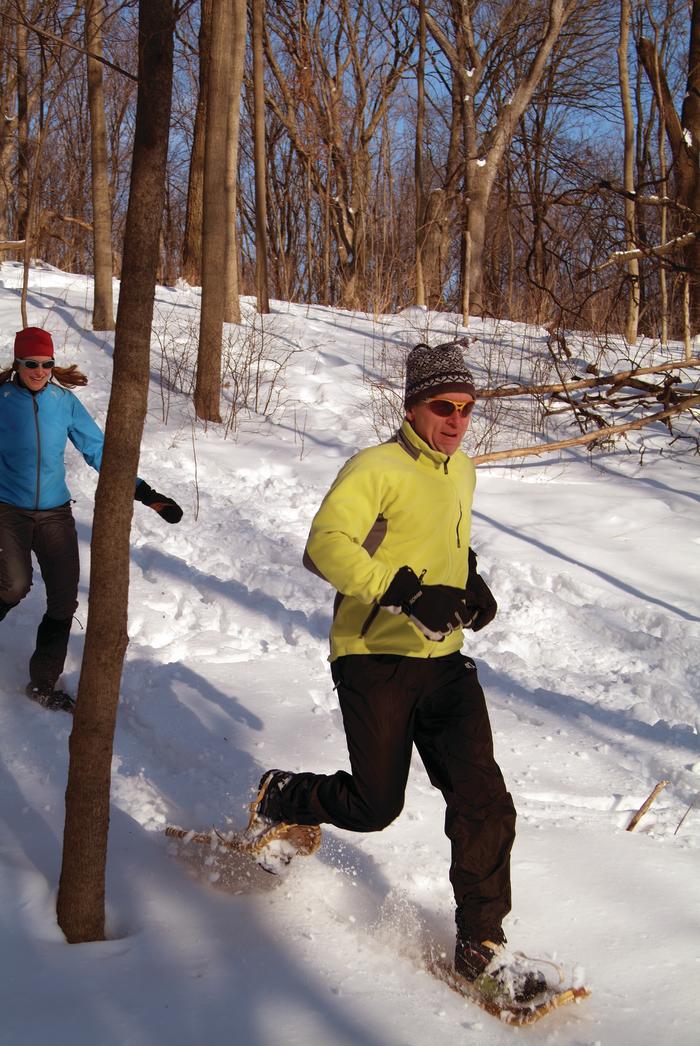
[272,652,516,938]
[0,502,79,687]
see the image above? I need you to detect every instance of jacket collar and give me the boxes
[396,419,450,468]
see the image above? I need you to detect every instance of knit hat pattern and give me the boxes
[404,339,476,407]
[14,327,54,359]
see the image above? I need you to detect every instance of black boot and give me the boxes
[29,613,72,692]
[454,930,547,1003]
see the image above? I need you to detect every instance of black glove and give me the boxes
[134,480,183,524]
[380,565,472,642]
[463,548,497,632]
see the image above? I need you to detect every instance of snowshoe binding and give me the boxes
[243,769,321,874]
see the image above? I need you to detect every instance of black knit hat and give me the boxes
[404,339,476,408]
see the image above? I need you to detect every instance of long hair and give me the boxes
[0,364,88,388]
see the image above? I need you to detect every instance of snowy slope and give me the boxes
[1,262,699,1046]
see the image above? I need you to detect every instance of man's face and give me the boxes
[406,392,475,455]
[15,357,54,393]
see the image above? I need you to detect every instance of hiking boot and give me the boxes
[25,683,75,714]
[243,770,321,874]
[455,931,547,1004]
[244,770,294,842]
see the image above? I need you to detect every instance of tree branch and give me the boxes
[12,12,138,82]
[472,395,700,465]
[478,357,700,399]
[591,232,698,273]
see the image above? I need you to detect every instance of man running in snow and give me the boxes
[246,340,542,1002]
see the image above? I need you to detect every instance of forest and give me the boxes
[1,0,699,345]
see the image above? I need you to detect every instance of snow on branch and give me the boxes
[593,232,698,273]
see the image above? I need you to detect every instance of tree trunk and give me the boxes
[223,0,247,324]
[182,0,212,286]
[86,0,115,331]
[618,0,639,344]
[683,1,700,333]
[16,13,29,244]
[658,108,669,344]
[638,0,700,332]
[194,0,234,421]
[56,0,175,945]
[415,0,426,307]
[252,0,270,313]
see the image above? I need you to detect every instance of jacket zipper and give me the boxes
[32,396,41,509]
[443,456,462,549]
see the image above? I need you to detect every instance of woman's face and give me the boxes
[15,356,54,393]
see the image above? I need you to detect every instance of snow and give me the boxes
[1,262,699,1045]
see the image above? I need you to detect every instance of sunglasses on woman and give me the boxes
[14,359,56,370]
[424,397,475,418]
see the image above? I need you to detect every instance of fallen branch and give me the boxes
[626,780,670,832]
[477,356,700,400]
[0,240,26,252]
[472,394,700,465]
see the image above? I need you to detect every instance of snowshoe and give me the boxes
[242,770,321,873]
[25,683,75,713]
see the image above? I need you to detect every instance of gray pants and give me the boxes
[0,502,79,687]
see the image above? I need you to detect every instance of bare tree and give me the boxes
[415,0,427,306]
[86,0,116,330]
[57,0,175,945]
[263,0,415,309]
[637,0,700,332]
[181,0,212,286]
[423,0,579,322]
[16,5,29,243]
[223,0,247,323]
[252,0,270,313]
[618,0,640,343]
[194,0,234,422]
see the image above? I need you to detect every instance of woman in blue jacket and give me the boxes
[0,326,182,711]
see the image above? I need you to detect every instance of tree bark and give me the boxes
[56,0,175,945]
[85,0,115,331]
[223,0,247,324]
[16,12,29,243]
[182,0,212,286]
[617,0,639,344]
[638,1,700,332]
[194,0,234,421]
[252,0,270,313]
[415,0,426,307]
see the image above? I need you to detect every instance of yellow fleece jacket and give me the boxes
[304,420,476,659]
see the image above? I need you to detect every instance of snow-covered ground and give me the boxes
[1,262,698,1046]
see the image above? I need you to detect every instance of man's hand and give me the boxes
[463,548,497,632]
[380,565,472,641]
[134,480,183,524]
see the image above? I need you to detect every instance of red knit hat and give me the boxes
[14,327,54,359]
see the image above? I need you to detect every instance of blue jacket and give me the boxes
[0,378,104,510]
